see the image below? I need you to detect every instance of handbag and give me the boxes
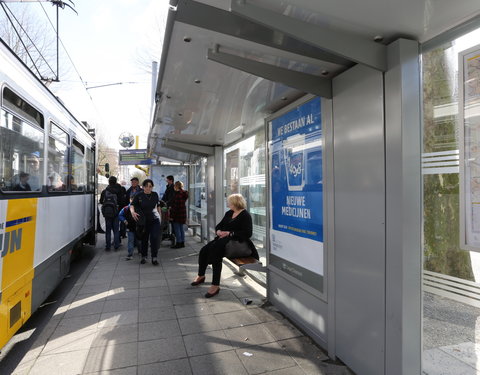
[224,239,252,259]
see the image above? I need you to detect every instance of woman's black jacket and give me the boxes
[215,209,259,260]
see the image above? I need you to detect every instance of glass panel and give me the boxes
[225,149,239,197]
[422,28,480,373]
[224,130,267,266]
[50,122,69,144]
[47,122,68,192]
[3,87,44,129]
[0,109,44,191]
[71,139,86,191]
[86,148,95,193]
[47,136,68,192]
[151,165,188,198]
[189,158,207,236]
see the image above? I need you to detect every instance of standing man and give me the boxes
[170,181,189,248]
[26,152,41,191]
[161,175,175,244]
[161,175,175,207]
[100,176,123,251]
[126,177,142,201]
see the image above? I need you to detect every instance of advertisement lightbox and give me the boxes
[268,96,324,291]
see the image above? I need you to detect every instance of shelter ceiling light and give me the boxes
[373,35,384,42]
[178,113,183,116]
[321,70,329,76]
[227,124,244,134]
[183,36,191,43]
[194,79,201,84]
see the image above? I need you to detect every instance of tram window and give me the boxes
[0,109,44,192]
[71,138,86,191]
[47,123,69,192]
[86,148,95,193]
[2,87,44,129]
[50,122,69,144]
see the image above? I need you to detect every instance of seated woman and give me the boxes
[190,193,259,298]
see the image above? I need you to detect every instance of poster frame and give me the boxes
[265,94,330,301]
[460,44,480,252]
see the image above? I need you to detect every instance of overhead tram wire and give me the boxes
[85,82,141,90]
[37,3,143,128]
[38,3,146,134]
[0,2,56,80]
[38,2,85,85]
[37,2,107,128]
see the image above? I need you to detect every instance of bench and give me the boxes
[229,256,265,276]
[186,220,202,238]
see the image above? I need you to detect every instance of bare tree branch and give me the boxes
[0,4,57,80]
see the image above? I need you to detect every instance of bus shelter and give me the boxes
[148,1,480,374]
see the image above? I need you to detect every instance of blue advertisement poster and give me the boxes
[271,98,323,241]
[269,97,324,289]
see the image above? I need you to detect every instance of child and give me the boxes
[119,195,137,260]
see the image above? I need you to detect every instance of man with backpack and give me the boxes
[100,176,125,251]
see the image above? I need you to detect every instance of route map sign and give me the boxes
[460,45,480,251]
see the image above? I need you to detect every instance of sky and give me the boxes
[8,0,169,149]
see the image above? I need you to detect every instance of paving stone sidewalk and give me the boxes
[12,236,352,375]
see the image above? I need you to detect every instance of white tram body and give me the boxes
[0,39,96,347]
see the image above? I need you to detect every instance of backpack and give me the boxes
[102,189,118,218]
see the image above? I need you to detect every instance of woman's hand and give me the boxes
[216,230,230,238]
[130,208,140,221]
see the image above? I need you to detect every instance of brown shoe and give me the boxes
[190,276,205,286]
[205,288,220,298]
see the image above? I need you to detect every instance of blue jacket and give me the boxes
[119,204,136,232]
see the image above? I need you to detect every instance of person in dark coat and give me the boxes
[118,183,127,238]
[170,181,189,248]
[161,175,175,207]
[126,177,142,201]
[190,193,259,298]
[13,172,32,191]
[161,175,175,242]
[99,176,124,251]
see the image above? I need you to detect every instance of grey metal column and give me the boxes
[214,146,224,226]
[207,147,225,241]
[384,38,422,375]
[323,98,336,359]
[206,148,224,242]
[332,64,385,375]
[206,154,215,242]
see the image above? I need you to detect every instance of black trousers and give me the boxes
[141,219,160,258]
[197,237,229,286]
[120,221,127,237]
